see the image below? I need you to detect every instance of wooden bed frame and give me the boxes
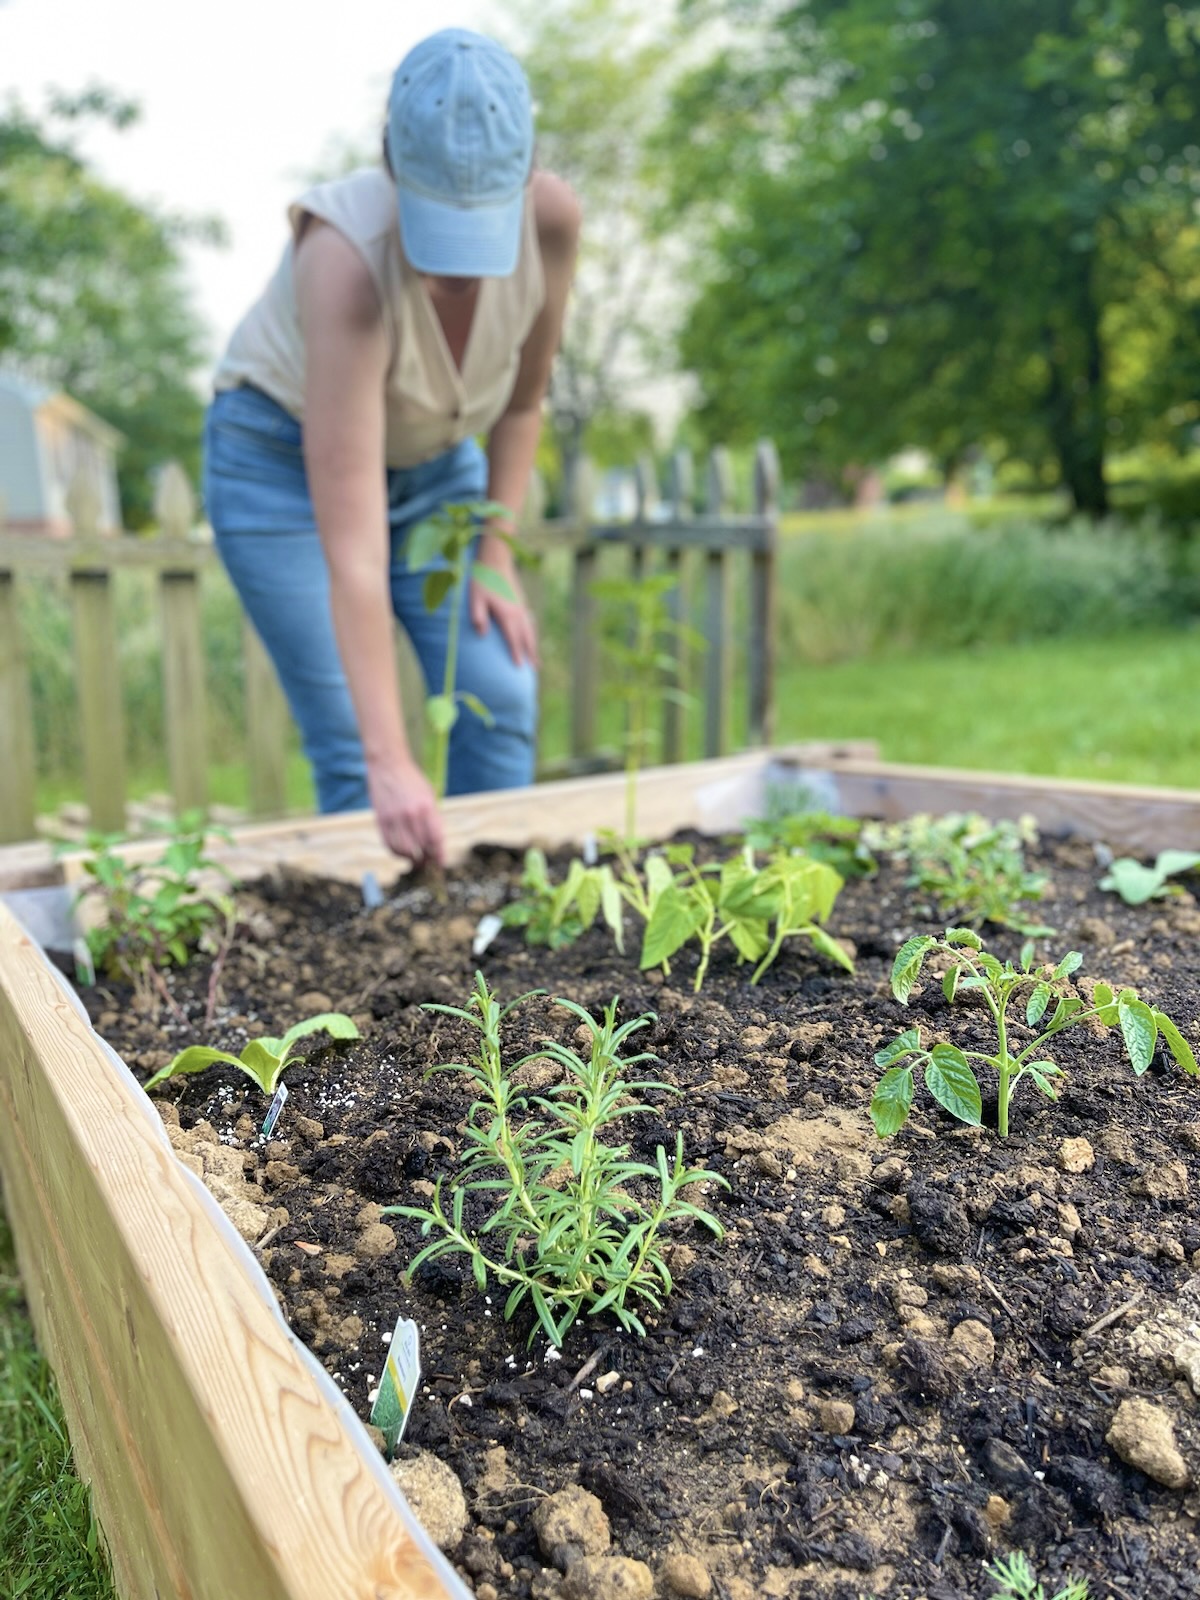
[2,743,1197,1599]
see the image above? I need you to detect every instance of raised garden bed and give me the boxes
[4,746,1200,1600]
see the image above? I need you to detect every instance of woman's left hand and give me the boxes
[470,535,539,668]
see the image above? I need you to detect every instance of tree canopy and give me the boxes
[667,0,1200,513]
[0,89,221,526]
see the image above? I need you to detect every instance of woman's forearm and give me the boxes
[326,554,413,768]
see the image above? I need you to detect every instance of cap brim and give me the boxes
[398,186,523,278]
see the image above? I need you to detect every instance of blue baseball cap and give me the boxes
[386,29,534,278]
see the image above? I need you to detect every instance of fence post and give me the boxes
[703,448,733,758]
[156,465,208,819]
[0,568,37,843]
[749,440,779,747]
[662,450,694,764]
[243,623,290,817]
[67,469,126,832]
[568,459,598,761]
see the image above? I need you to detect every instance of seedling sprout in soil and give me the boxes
[871,928,1197,1138]
[986,1551,1089,1600]
[864,811,1052,936]
[74,816,233,1013]
[1099,848,1200,905]
[406,499,523,799]
[144,1013,360,1095]
[385,974,726,1347]
[500,847,625,952]
[591,572,705,845]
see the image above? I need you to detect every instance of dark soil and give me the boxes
[86,832,1200,1600]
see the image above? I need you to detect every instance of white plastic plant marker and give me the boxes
[370,1314,422,1456]
[261,1083,288,1138]
[472,913,503,957]
[74,936,96,988]
[582,831,599,866]
[362,870,385,910]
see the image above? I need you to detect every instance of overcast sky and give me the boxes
[1,0,500,371]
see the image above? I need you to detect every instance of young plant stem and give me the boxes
[433,570,465,801]
[996,1002,1011,1137]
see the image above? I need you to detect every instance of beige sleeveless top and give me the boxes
[213,167,546,469]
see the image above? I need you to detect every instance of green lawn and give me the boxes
[773,628,1200,790]
[0,1207,114,1600]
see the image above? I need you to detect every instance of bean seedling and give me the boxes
[1099,848,1200,905]
[407,499,524,799]
[144,1013,360,1095]
[871,929,1196,1138]
[386,974,725,1347]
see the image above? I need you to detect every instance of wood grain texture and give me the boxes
[70,569,126,832]
[160,571,209,818]
[0,904,466,1600]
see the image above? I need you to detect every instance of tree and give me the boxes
[666,0,1200,515]
[0,89,222,526]
[498,0,682,498]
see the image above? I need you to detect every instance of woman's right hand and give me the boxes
[368,756,446,866]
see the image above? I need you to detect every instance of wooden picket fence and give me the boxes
[0,443,778,845]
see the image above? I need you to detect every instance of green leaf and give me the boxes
[1118,994,1158,1075]
[873,1027,921,1067]
[240,1040,283,1092]
[471,564,517,603]
[144,1045,245,1091]
[943,927,983,949]
[891,934,936,1004]
[1053,951,1083,980]
[806,924,855,972]
[1154,1011,1199,1077]
[1157,849,1200,878]
[640,885,705,970]
[1027,1064,1062,1099]
[870,1065,914,1137]
[457,690,495,726]
[1019,939,1036,970]
[943,964,961,1004]
[427,693,458,734]
[1026,982,1051,1026]
[406,518,446,572]
[924,1044,982,1126]
[422,568,456,612]
[599,869,625,955]
[278,1012,361,1054]
[1092,981,1118,1025]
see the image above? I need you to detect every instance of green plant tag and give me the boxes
[371,1315,422,1457]
[261,1083,288,1137]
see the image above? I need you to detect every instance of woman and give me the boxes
[203,28,580,866]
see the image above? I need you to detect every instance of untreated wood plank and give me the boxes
[70,568,126,833]
[817,758,1200,855]
[0,570,37,844]
[160,570,208,818]
[0,903,466,1600]
[244,620,290,818]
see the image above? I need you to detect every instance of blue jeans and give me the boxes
[202,386,537,811]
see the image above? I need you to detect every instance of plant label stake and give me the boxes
[361,871,385,911]
[261,1083,288,1138]
[472,912,503,957]
[582,832,599,867]
[371,1314,422,1456]
[74,936,96,988]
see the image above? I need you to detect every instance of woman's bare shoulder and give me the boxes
[531,170,582,254]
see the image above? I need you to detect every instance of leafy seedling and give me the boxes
[987,1550,1089,1600]
[742,808,876,879]
[640,843,852,991]
[872,929,1196,1138]
[386,974,725,1347]
[144,1013,360,1095]
[1099,849,1200,905]
[500,847,625,952]
[864,812,1052,935]
[591,573,706,845]
[407,499,524,799]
